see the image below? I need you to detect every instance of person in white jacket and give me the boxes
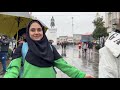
[99,29,120,78]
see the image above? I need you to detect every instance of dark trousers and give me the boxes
[0,52,7,71]
[61,47,66,56]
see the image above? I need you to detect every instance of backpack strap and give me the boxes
[22,42,28,65]
[19,42,28,78]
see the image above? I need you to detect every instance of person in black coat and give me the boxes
[0,35,10,75]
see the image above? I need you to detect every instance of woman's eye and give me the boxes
[37,28,42,32]
[30,28,35,32]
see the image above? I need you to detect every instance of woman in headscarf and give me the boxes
[4,20,94,78]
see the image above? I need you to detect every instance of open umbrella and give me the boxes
[0,12,48,48]
[0,12,48,38]
[14,27,26,40]
[0,12,32,38]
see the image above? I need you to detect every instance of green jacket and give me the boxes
[4,57,86,78]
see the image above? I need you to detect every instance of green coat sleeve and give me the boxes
[4,57,22,78]
[54,58,86,78]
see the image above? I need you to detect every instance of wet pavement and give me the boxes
[56,45,99,78]
[0,60,10,78]
[0,45,99,78]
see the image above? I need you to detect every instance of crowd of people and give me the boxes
[77,41,94,59]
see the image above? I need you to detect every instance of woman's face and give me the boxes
[29,22,43,41]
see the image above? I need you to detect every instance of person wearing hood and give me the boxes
[99,27,120,78]
[4,20,94,78]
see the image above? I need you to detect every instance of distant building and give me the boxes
[57,36,73,45]
[46,28,57,45]
[58,36,68,42]
[45,16,57,45]
[105,12,120,33]
[73,34,82,44]
[50,16,55,28]
[81,32,93,42]
[67,36,73,44]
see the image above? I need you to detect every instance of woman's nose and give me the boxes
[34,30,39,34]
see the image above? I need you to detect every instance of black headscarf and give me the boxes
[25,20,61,67]
[12,20,62,67]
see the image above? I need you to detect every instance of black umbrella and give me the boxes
[14,27,26,40]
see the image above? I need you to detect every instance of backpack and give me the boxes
[19,42,55,78]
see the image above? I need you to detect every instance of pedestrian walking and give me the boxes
[63,41,67,57]
[78,42,82,58]
[49,40,54,45]
[11,36,26,58]
[60,42,64,56]
[4,19,94,78]
[78,42,82,50]
[88,41,93,59]
[0,35,10,75]
[82,42,88,58]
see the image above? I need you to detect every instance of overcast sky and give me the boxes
[32,12,105,37]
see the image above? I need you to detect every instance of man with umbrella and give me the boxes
[14,28,27,47]
[11,28,27,57]
[0,35,10,75]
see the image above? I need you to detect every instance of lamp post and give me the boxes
[72,17,74,58]
[72,17,74,47]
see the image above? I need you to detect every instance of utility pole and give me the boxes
[72,17,74,46]
[72,17,74,58]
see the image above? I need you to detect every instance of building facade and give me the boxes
[105,12,120,33]
[73,34,82,44]
[46,28,57,45]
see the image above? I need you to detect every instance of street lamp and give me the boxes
[71,17,74,59]
[72,17,74,46]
